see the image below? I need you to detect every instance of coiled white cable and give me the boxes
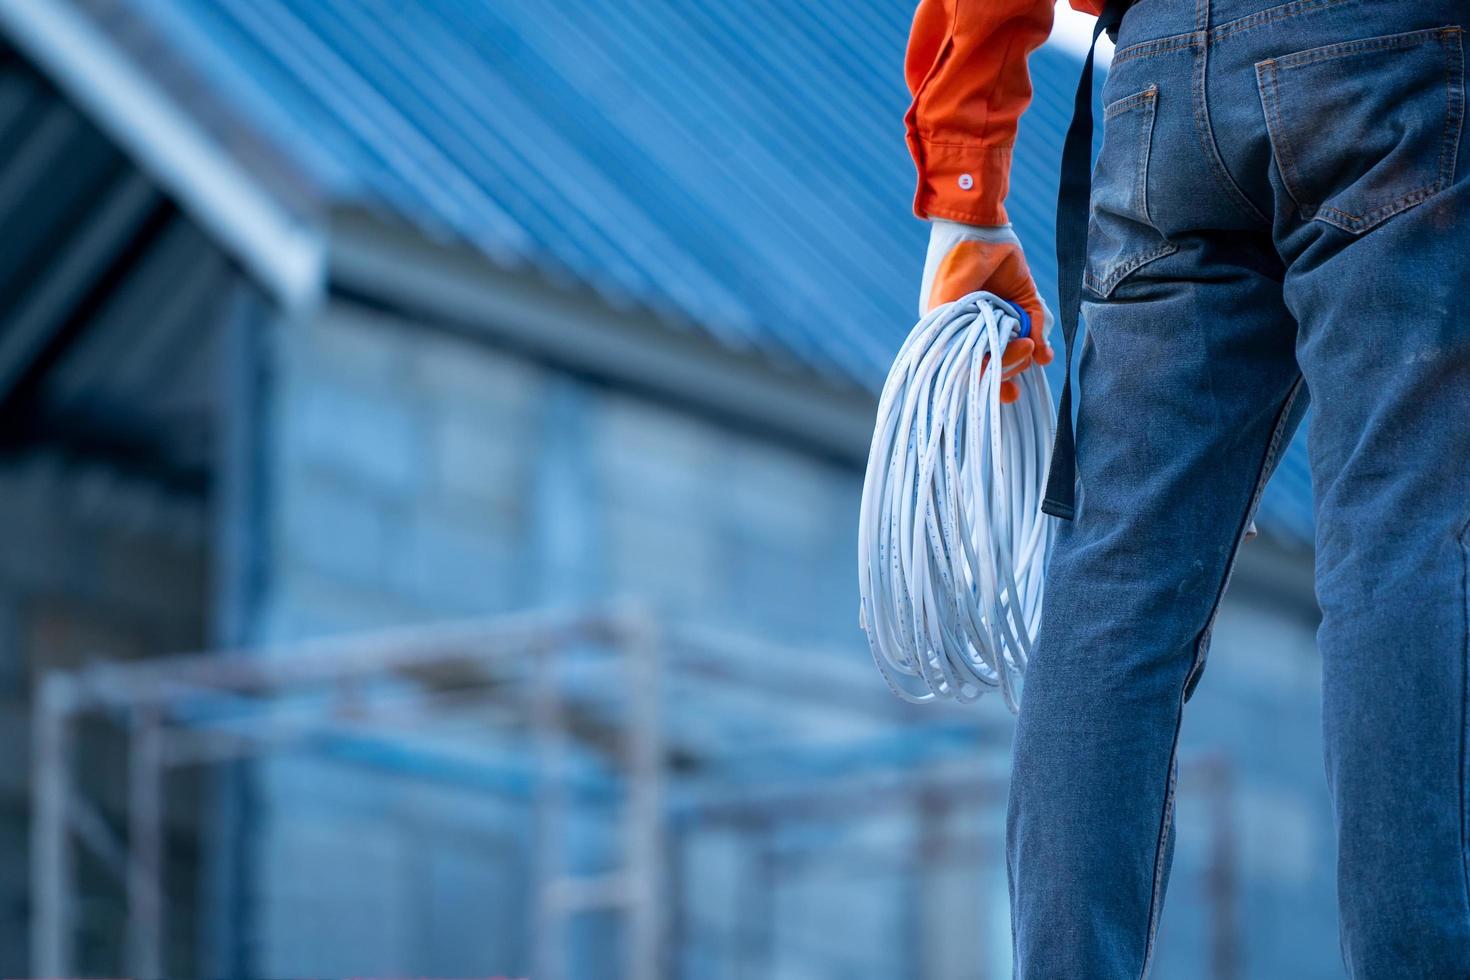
[858,292,1055,711]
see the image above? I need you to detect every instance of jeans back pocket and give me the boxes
[1256,26,1465,234]
[1084,85,1178,297]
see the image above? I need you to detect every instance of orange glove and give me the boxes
[919,221,1054,404]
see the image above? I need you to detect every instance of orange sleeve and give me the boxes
[904,0,1058,225]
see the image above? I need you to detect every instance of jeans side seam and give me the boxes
[1137,376,1305,979]
[1139,720,1182,980]
[1459,513,1470,924]
[1183,376,1306,699]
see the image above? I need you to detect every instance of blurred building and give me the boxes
[0,1,1335,978]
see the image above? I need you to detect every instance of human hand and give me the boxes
[919,220,1055,404]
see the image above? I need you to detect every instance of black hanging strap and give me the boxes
[1041,2,1127,520]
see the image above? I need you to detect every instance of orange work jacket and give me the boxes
[906,0,1105,225]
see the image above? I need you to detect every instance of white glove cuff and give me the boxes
[919,221,1021,315]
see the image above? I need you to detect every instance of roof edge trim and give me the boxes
[0,0,326,311]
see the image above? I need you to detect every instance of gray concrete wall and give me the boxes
[257,300,862,641]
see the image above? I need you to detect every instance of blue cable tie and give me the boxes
[998,298,1032,339]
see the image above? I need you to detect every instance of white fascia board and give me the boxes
[0,0,325,312]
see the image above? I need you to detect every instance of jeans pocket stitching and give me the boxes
[1257,27,1466,232]
[1256,60,1312,218]
[1087,88,1176,296]
[1084,241,1178,297]
[1315,28,1464,229]
[1439,28,1466,188]
[1271,25,1461,69]
[1135,91,1155,225]
[1314,183,1447,230]
[1104,84,1158,120]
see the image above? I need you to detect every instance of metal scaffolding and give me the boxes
[30,605,1240,979]
[31,606,666,980]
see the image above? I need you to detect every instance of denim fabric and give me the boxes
[1008,1,1470,976]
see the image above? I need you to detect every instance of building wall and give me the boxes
[248,298,866,974]
[0,454,208,974]
[257,299,861,644]
[246,297,1336,978]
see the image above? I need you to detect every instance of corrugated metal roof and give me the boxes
[103,0,1083,388]
[67,0,1314,543]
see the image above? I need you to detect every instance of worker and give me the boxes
[904,0,1470,975]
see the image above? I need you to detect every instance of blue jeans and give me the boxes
[1010,0,1470,976]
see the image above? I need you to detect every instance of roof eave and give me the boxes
[0,0,326,313]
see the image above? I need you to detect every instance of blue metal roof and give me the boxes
[96,0,1313,543]
[112,0,1080,386]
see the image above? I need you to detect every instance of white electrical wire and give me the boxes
[858,291,1056,711]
